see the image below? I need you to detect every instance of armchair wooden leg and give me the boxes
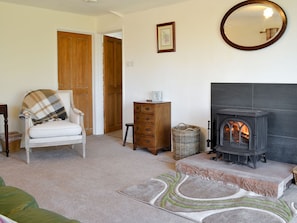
[82,143,86,158]
[26,147,30,164]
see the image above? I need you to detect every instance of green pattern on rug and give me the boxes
[119,172,296,223]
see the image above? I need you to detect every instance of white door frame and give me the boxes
[93,33,104,135]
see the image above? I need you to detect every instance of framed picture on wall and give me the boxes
[156,22,176,53]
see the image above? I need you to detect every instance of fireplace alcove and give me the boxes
[211,83,297,165]
[175,83,296,198]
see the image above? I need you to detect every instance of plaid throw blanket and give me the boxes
[20,89,68,125]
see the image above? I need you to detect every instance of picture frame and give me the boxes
[156,22,176,53]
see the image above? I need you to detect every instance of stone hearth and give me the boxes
[176,153,295,198]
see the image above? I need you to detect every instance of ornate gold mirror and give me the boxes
[220,0,287,50]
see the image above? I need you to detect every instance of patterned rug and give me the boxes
[119,172,296,223]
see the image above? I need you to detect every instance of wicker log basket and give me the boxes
[172,123,200,160]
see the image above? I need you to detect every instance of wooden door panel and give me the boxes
[104,36,122,133]
[58,31,93,135]
[73,37,90,86]
[58,35,72,90]
[105,93,121,131]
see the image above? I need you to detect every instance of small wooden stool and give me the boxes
[123,123,134,146]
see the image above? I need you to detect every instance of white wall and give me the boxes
[122,0,297,150]
[0,2,96,133]
[0,0,296,152]
[94,14,124,135]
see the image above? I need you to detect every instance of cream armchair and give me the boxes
[20,90,86,164]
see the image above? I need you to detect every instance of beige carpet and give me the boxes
[0,133,191,223]
[0,133,297,223]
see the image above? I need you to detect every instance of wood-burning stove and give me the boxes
[214,108,268,168]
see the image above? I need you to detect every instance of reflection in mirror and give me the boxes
[221,0,287,50]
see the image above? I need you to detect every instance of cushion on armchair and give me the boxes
[29,120,82,138]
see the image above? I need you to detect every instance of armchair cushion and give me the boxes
[29,121,82,138]
[20,89,68,125]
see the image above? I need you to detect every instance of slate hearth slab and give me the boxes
[176,153,295,198]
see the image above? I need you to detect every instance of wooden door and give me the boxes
[58,31,93,135]
[103,36,122,133]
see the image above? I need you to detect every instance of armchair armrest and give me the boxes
[21,111,34,146]
[69,107,85,127]
[70,107,86,142]
[22,111,34,128]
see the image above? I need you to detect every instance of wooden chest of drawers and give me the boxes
[133,101,171,155]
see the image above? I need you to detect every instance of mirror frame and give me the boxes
[220,0,287,51]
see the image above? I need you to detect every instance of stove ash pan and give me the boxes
[214,109,268,168]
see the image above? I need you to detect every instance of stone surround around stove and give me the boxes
[176,153,295,198]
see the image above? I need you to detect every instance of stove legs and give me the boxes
[215,151,267,169]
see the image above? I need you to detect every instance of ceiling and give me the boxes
[0,0,190,16]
